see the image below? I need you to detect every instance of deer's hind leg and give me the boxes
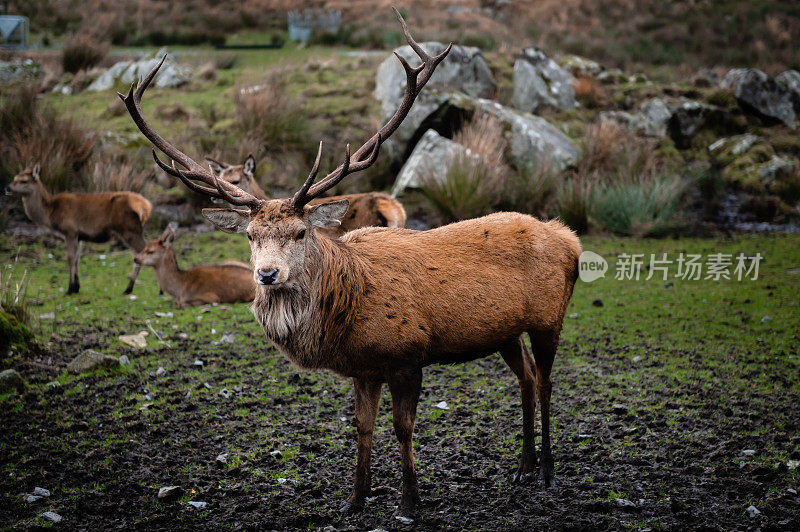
[500,336,538,483]
[529,329,559,488]
[387,369,422,521]
[65,236,81,295]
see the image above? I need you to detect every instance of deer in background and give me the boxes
[134,224,254,307]
[6,164,151,294]
[205,154,407,236]
[122,8,580,521]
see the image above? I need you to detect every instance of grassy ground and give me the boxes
[1,230,798,529]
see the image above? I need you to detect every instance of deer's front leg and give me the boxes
[340,378,382,515]
[387,370,422,522]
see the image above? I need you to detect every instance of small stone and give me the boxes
[787,460,800,469]
[567,313,579,319]
[119,331,148,348]
[187,501,207,509]
[435,401,449,410]
[39,312,55,320]
[394,515,414,524]
[33,487,50,497]
[155,367,166,377]
[216,453,228,465]
[615,498,636,508]
[203,382,213,390]
[746,505,761,518]
[179,333,189,339]
[0,369,25,394]
[158,485,183,501]
[761,316,772,323]
[592,298,603,307]
[741,449,756,456]
[277,477,288,485]
[632,356,642,363]
[270,450,283,460]
[42,511,62,523]
[219,389,232,399]
[119,355,130,366]
[194,359,204,367]
[67,350,120,374]
[219,333,235,344]
[25,494,42,503]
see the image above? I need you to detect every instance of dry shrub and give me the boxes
[453,111,509,186]
[580,120,659,179]
[90,153,152,193]
[234,71,311,156]
[62,33,108,74]
[1,84,94,192]
[572,75,607,108]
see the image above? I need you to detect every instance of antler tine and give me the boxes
[292,141,323,208]
[120,55,261,209]
[292,8,450,207]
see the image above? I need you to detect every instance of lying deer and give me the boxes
[121,9,580,521]
[134,224,254,307]
[205,154,406,236]
[6,164,151,294]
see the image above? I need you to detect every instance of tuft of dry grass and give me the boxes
[90,152,152,193]
[572,75,607,109]
[453,111,509,186]
[62,33,108,74]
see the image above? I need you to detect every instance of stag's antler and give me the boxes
[118,56,261,209]
[290,7,451,209]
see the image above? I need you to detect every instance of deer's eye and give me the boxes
[247,232,253,241]
[295,229,306,240]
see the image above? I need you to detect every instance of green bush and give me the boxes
[421,154,498,223]
[591,175,686,237]
[556,177,591,234]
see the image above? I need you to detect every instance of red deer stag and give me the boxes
[134,224,254,307]
[205,154,406,236]
[6,164,151,294]
[120,9,580,521]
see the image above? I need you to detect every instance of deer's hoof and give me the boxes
[539,470,556,488]
[512,469,537,484]
[338,501,363,516]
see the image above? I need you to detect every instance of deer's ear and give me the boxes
[243,154,255,176]
[202,208,250,234]
[160,222,177,244]
[32,164,41,181]
[306,199,349,228]
[205,158,225,176]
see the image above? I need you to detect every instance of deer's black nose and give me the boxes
[256,268,279,285]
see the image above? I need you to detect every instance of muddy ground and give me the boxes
[1,234,799,530]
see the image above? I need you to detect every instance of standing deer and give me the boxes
[134,224,254,307]
[121,9,580,521]
[6,164,151,294]
[205,154,406,236]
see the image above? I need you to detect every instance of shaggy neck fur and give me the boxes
[153,248,185,301]
[21,181,53,229]
[253,234,368,373]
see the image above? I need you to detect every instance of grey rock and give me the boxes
[215,453,228,465]
[597,68,627,84]
[67,350,120,374]
[560,55,604,77]
[757,156,795,186]
[87,49,190,92]
[636,98,672,137]
[392,129,480,196]
[119,355,131,366]
[157,485,183,501]
[0,59,42,83]
[155,366,167,377]
[668,101,735,148]
[777,70,800,99]
[33,487,51,497]
[709,134,760,157]
[746,505,761,518]
[25,494,42,503]
[693,68,719,87]
[0,369,25,393]
[721,68,799,128]
[615,498,637,508]
[512,47,576,113]
[187,501,207,509]
[373,42,495,119]
[42,511,62,523]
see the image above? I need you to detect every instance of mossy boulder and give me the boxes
[0,369,25,394]
[710,135,800,205]
[67,350,120,374]
[0,311,35,357]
